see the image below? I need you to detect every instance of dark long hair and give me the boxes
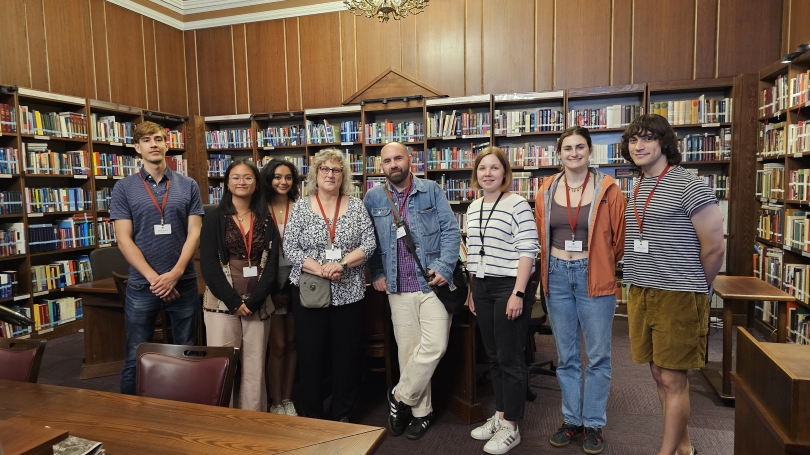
[620,114,681,167]
[260,159,301,202]
[219,159,267,218]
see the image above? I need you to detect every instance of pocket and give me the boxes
[548,258,559,274]
[419,207,440,235]
[370,207,392,243]
[695,293,709,337]
[127,282,147,291]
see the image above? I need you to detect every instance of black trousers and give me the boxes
[292,288,363,420]
[472,276,533,421]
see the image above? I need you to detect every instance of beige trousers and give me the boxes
[387,291,452,418]
[204,310,271,411]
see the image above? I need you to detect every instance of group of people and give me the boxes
[110,112,724,455]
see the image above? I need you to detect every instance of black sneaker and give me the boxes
[405,413,433,440]
[583,427,604,454]
[387,388,411,437]
[549,422,583,447]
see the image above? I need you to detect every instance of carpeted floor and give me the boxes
[38,317,735,455]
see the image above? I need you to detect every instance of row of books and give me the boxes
[0,271,18,299]
[650,96,732,125]
[590,143,626,165]
[787,301,810,344]
[509,173,541,200]
[756,163,785,199]
[757,205,784,243]
[0,307,31,338]
[678,129,732,161]
[691,173,729,199]
[427,110,492,137]
[366,177,385,191]
[455,212,467,233]
[92,152,141,177]
[305,120,363,144]
[425,145,483,170]
[0,222,25,255]
[784,209,810,253]
[441,178,480,202]
[258,155,308,174]
[493,109,564,135]
[0,103,16,133]
[759,122,786,156]
[208,154,233,177]
[25,187,93,213]
[615,280,629,304]
[19,107,88,138]
[568,105,642,129]
[165,129,185,149]
[365,121,424,144]
[205,129,252,149]
[364,148,424,173]
[96,188,112,211]
[33,296,83,331]
[614,171,728,199]
[28,215,95,253]
[0,191,23,214]
[257,126,306,147]
[760,72,810,117]
[787,121,809,155]
[23,144,88,175]
[789,70,810,108]
[501,144,558,168]
[31,256,93,292]
[97,217,116,245]
[0,147,19,174]
[753,242,783,327]
[209,184,224,204]
[90,114,134,143]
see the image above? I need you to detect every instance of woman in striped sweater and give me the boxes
[466,146,540,455]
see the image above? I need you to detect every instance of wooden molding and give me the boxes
[342,67,445,105]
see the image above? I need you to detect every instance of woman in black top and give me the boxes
[200,159,279,411]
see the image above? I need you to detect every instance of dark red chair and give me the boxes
[0,338,47,383]
[135,342,238,407]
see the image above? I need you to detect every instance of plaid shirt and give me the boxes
[389,181,421,292]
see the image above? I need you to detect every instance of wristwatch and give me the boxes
[339,258,349,268]
[512,289,525,298]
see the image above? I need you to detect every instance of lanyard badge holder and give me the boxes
[141,176,172,235]
[235,213,258,277]
[476,192,505,278]
[632,166,670,254]
[315,194,343,262]
[564,172,589,252]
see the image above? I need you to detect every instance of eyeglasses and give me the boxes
[319,166,343,175]
[229,176,255,183]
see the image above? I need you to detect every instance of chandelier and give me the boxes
[344,0,429,23]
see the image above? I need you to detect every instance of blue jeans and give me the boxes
[546,256,615,428]
[120,278,199,395]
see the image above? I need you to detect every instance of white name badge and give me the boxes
[325,248,342,261]
[243,266,258,277]
[565,240,583,252]
[154,224,172,235]
[476,255,487,278]
[396,225,406,239]
[634,239,649,253]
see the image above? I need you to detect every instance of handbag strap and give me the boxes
[385,189,432,283]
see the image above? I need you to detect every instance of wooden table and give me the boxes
[67,277,206,379]
[0,379,385,454]
[702,276,796,400]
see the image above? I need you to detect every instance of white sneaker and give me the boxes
[471,412,501,440]
[269,404,286,415]
[282,399,298,416]
[483,423,520,454]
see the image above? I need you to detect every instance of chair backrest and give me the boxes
[362,289,387,342]
[0,338,47,382]
[203,204,217,216]
[89,246,129,280]
[112,272,128,303]
[135,343,238,407]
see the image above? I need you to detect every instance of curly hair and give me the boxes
[306,148,355,196]
[260,158,301,201]
[620,114,681,167]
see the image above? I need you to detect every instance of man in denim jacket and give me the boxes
[364,142,460,440]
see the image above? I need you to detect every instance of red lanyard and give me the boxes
[564,171,590,241]
[270,199,291,240]
[386,176,413,219]
[315,194,341,245]
[632,166,671,239]
[140,174,171,225]
[234,212,254,266]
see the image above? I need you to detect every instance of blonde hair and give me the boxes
[133,121,167,143]
[306,148,354,196]
[470,146,512,193]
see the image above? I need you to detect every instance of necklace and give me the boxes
[236,210,252,222]
[568,182,585,193]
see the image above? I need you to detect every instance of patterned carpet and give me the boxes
[38,317,735,455]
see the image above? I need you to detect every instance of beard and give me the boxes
[386,167,410,185]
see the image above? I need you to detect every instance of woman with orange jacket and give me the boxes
[535,126,626,455]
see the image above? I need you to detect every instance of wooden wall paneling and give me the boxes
[354,17,402,88]
[632,0,695,83]
[142,18,159,110]
[0,0,32,87]
[465,0,483,95]
[414,0,465,97]
[299,13,343,109]
[717,0,782,77]
[184,30,200,115]
[232,24,250,114]
[105,3,147,108]
[400,15,417,78]
[245,20,287,113]
[535,0,554,91]
[339,12,357,102]
[611,0,632,85]
[781,0,791,55]
[25,0,50,90]
[482,0,535,94]
[694,0,718,79]
[89,0,110,101]
[154,21,188,115]
[43,0,94,99]
[284,18,302,111]
[195,26,237,116]
[555,0,611,89]
[787,0,810,54]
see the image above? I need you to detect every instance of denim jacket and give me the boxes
[363,176,460,294]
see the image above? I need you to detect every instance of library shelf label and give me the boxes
[702,123,721,128]
[17,334,30,339]
[28,213,43,217]
[449,201,460,205]
[126,144,135,148]
[13,294,31,301]
[73,175,88,179]
[113,176,123,180]
[462,134,489,139]
[506,133,522,138]
[795,153,804,158]
[95,176,107,179]
[33,291,48,297]
[0,132,3,136]
[263,146,274,150]
[525,166,539,170]
[770,198,779,203]
[39,328,54,334]
[109,142,123,147]
[341,142,353,146]
[0,174,11,179]
[442,136,459,140]
[34,135,49,140]
[757,157,764,161]
[785,245,792,251]
[99,243,111,248]
[592,164,600,168]
[803,251,810,258]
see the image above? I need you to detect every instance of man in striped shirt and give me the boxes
[620,114,725,455]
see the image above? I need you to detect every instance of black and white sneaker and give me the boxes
[387,388,411,437]
[406,413,433,440]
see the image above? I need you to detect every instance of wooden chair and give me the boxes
[89,246,129,280]
[0,338,47,383]
[359,289,393,389]
[135,342,239,407]
[113,272,171,344]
